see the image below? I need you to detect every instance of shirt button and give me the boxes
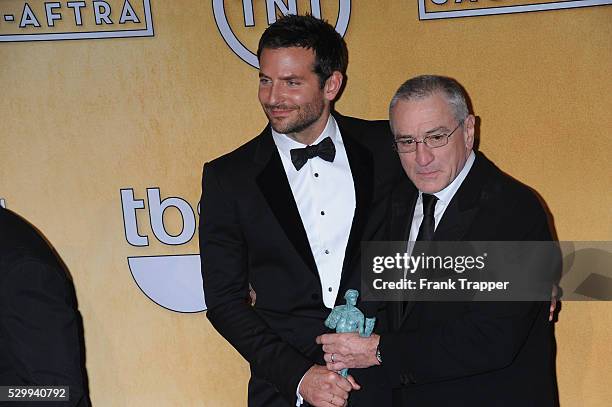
[325,249,330,254]
[320,211,325,216]
[314,173,319,178]
[328,287,333,292]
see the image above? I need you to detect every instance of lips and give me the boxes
[416,170,440,179]
[266,105,297,118]
[269,109,293,118]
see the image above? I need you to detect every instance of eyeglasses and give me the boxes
[393,120,463,153]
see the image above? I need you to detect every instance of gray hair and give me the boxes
[389,75,470,123]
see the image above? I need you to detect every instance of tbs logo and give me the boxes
[120,188,205,313]
[213,0,352,68]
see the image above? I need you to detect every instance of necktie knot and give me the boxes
[290,137,336,170]
[303,145,319,159]
[422,193,438,216]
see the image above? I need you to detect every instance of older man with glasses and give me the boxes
[318,75,558,406]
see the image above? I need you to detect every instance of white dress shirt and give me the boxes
[272,115,356,308]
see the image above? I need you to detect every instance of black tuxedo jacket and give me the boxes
[199,113,401,406]
[379,152,558,406]
[0,208,89,407]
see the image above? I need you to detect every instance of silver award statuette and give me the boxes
[324,289,376,377]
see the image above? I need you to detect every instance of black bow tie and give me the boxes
[289,137,336,170]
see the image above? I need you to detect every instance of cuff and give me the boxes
[296,373,306,406]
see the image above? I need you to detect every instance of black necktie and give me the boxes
[403,193,438,315]
[416,193,438,241]
[290,137,336,171]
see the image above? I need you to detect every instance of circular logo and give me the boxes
[212,0,352,68]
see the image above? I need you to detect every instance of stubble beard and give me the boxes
[265,98,326,137]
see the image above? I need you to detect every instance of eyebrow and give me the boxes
[395,126,451,139]
[258,72,303,81]
[424,126,451,135]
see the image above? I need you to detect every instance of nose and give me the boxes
[259,81,280,106]
[267,82,283,106]
[415,142,434,167]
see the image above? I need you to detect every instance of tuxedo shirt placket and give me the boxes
[272,116,355,308]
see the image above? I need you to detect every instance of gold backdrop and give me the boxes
[1,1,611,405]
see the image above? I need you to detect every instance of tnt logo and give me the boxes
[212,0,352,68]
[120,188,205,313]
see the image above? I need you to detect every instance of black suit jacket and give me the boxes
[199,113,401,406]
[379,152,558,406]
[0,208,89,407]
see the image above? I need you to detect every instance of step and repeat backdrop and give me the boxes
[1,1,611,405]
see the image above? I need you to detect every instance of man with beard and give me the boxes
[199,14,400,407]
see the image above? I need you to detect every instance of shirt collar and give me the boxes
[271,115,340,156]
[425,150,476,204]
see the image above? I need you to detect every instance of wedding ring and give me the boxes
[331,353,335,363]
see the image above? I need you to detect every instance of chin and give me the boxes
[270,122,288,134]
[416,181,443,194]
[270,120,296,134]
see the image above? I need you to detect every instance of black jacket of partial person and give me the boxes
[0,208,89,406]
[379,152,558,406]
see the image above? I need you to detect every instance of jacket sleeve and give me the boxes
[199,162,312,404]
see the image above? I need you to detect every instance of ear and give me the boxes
[323,71,343,101]
[463,114,475,150]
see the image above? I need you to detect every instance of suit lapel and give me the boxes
[337,124,375,293]
[388,179,418,329]
[433,200,478,241]
[390,180,418,243]
[254,127,318,275]
[434,152,489,242]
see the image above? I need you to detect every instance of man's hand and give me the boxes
[248,284,256,306]
[316,333,380,371]
[549,285,559,322]
[299,365,360,407]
